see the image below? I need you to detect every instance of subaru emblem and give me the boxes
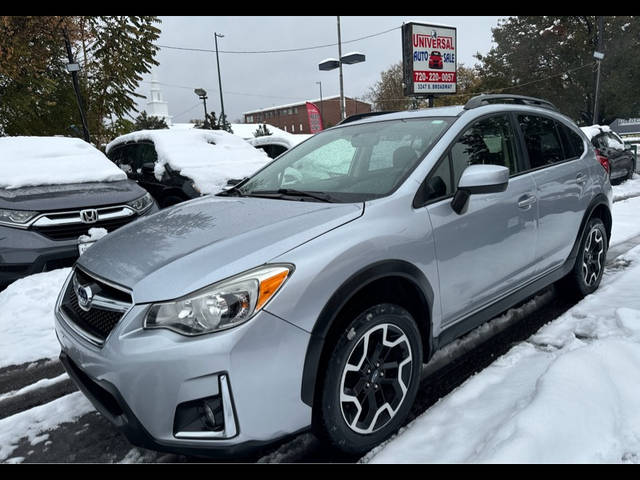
[73,275,94,311]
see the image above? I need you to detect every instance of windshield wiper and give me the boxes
[247,189,336,203]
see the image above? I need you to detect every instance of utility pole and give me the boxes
[593,16,605,125]
[214,32,226,127]
[337,16,346,121]
[63,29,91,143]
[316,81,324,127]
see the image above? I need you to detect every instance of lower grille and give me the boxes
[59,269,132,344]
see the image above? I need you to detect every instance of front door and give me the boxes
[423,114,538,326]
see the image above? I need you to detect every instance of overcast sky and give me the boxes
[134,16,505,124]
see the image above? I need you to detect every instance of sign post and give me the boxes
[402,21,457,102]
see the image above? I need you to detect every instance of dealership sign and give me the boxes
[402,21,457,96]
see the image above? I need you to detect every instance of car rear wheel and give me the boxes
[562,217,608,297]
[315,303,422,455]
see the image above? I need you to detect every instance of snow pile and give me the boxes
[230,123,292,140]
[0,392,94,461]
[78,227,109,244]
[581,125,611,140]
[612,174,640,202]
[248,132,312,150]
[106,129,270,194]
[364,245,640,464]
[0,268,70,369]
[0,137,127,189]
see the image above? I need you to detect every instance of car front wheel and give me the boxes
[315,303,422,455]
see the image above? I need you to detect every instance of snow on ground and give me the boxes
[612,174,640,202]
[364,244,640,464]
[0,137,126,189]
[0,392,94,462]
[0,268,70,369]
[105,129,271,195]
[610,189,640,246]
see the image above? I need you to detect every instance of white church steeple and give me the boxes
[147,72,172,126]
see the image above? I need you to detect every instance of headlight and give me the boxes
[144,264,293,336]
[0,208,38,227]
[127,192,154,212]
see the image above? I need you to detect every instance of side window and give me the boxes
[137,143,158,171]
[518,115,564,168]
[451,114,519,186]
[557,123,585,160]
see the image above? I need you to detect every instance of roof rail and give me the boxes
[337,111,397,126]
[464,94,558,112]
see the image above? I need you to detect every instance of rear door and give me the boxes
[423,113,538,326]
[517,114,591,274]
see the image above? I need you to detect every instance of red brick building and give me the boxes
[243,95,372,134]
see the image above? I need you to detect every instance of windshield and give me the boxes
[231,117,454,202]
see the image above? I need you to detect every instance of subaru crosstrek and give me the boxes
[55,94,612,457]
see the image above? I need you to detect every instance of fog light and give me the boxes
[173,374,237,439]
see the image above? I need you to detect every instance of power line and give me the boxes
[141,80,308,101]
[156,25,400,55]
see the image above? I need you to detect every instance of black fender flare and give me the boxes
[568,193,612,264]
[300,259,435,407]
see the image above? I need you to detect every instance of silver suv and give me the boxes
[55,95,612,457]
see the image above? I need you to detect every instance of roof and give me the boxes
[243,95,371,115]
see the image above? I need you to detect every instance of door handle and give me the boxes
[517,194,537,209]
[576,173,587,185]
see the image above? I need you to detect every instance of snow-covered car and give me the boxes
[247,132,312,159]
[0,136,157,289]
[581,125,636,183]
[106,129,271,208]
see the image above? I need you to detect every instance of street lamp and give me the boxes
[318,17,366,121]
[214,32,226,126]
[194,88,209,127]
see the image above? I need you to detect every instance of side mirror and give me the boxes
[451,164,509,215]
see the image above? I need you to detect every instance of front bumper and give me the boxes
[55,296,312,457]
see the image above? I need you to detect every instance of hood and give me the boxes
[78,195,363,303]
[0,180,147,212]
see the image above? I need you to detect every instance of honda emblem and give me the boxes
[80,209,99,224]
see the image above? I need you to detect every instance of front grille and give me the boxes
[59,269,132,344]
[34,216,134,241]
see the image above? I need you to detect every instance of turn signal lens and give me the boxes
[256,270,290,311]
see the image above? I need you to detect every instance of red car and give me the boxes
[429,51,443,69]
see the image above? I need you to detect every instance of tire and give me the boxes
[315,303,423,455]
[562,217,608,298]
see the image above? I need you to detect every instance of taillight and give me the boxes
[595,149,610,175]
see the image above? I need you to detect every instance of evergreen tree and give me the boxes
[134,111,168,130]
[475,16,640,124]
